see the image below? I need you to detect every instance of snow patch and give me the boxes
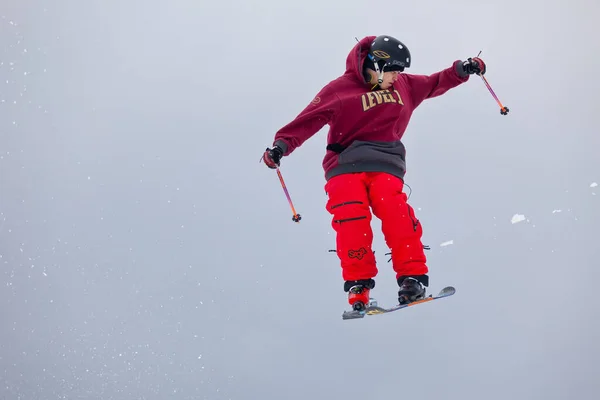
[511,214,526,224]
[590,182,597,188]
[440,240,454,247]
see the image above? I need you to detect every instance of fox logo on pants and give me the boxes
[348,247,368,260]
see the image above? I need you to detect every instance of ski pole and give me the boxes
[475,51,509,115]
[480,74,509,115]
[275,166,302,223]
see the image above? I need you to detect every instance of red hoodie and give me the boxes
[272,35,470,182]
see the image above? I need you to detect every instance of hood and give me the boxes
[345,35,376,83]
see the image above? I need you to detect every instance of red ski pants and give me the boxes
[325,172,428,282]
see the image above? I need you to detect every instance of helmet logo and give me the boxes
[372,50,390,59]
[390,60,405,67]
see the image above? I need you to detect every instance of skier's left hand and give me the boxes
[462,57,486,75]
[262,146,283,169]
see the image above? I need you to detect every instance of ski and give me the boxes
[341,286,456,320]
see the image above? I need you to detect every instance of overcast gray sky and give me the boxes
[1,0,599,399]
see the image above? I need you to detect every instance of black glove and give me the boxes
[462,57,486,75]
[262,146,283,169]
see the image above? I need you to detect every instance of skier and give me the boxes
[262,35,486,311]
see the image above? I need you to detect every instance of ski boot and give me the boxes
[344,279,375,311]
[397,276,427,305]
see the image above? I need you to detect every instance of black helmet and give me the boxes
[367,35,411,77]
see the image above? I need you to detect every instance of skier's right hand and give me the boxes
[262,145,283,169]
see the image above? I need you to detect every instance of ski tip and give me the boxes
[439,286,456,296]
